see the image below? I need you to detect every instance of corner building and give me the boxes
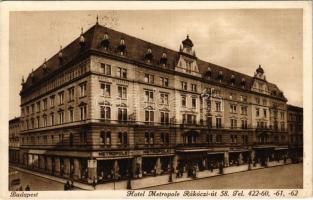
[19,22,289,184]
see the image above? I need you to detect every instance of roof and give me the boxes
[9,117,20,124]
[287,104,303,112]
[21,23,286,101]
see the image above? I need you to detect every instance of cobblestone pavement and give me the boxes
[9,168,68,191]
[146,163,303,190]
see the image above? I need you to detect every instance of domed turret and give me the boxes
[182,35,193,48]
[256,64,264,74]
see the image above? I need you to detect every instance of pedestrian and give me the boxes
[70,180,74,190]
[19,185,23,191]
[64,181,70,191]
[25,185,30,191]
[284,156,287,164]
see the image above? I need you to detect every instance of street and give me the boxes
[9,163,302,190]
[146,163,303,189]
[9,168,66,191]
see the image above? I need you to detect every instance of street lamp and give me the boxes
[168,155,173,182]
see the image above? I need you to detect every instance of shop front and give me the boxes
[176,150,208,178]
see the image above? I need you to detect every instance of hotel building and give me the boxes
[17,21,290,185]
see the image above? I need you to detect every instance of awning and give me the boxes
[275,147,289,150]
[207,151,225,155]
[176,149,210,153]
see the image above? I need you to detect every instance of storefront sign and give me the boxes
[98,151,129,157]
[143,149,172,155]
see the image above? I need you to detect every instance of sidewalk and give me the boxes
[11,159,293,190]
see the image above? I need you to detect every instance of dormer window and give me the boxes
[79,28,85,48]
[145,48,153,63]
[230,75,235,86]
[160,52,167,67]
[58,46,63,65]
[205,67,212,79]
[241,78,246,88]
[42,59,47,72]
[117,38,126,56]
[218,71,223,82]
[101,32,110,50]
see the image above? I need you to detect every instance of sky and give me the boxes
[9,10,303,119]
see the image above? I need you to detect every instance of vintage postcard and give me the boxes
[0,1,312,199]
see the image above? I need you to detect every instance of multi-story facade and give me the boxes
[9,117,21,164]
[18,22,289,185]
[287,105,303,162]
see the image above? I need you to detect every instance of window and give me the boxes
[241,106,247,115]
[68,87,75,101]
[280,112,285,120]
[160,77,169,87]
[206,134,213,143]
[182,114,196,125]
[100,131,111,145]
[216,102,221,112]
[100,63,111,75]
[256,108,260,117]
[262,99,267,106]
[80,105,87,120]
[43,115,47,127]
[43,99,47,110]
[160,93,169,105]
[192,97,197,108]
[160,133,169,145]
[216,135,222,143]
[216,117,222,128]
[31,104,35,114]
[160,111,169,124]
[118,132,128,145]
[118,108,127,122]
[186,60,192,73]
[69,109,74,122]
[80,82,87,97]
[145,90,154,102]
[117,67,127,79]
[80,131,87,144]
[50,95,55,107]
[181,81,187,90]
[230,104,237,113]
[59,111,64,124]
[36,102,41,112]
[181,95,186,107]
[263,109,267,117]
[100,106,111,120]
[144,132,154,144]
[207,116,212,128]
[118,86,127,99]
[100,83,111,97]
[26,106,29,115]
[230,119,237,129]
[255,97,260,105]
[50,113,55,126]
[144,74,154,84]
[281,122,285,131]
[191,84,197,92]
[58,91,64,105]
[36,117,40,128]
[145,109,154,123]
[241,120,248,129]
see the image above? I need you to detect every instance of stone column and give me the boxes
[173,155,178,171]
[132,156,142,178]
[224,152,229,167]
[64,158,70,178]
[39,155,45,170]
[114,160,120,178]
[46,157,52,172]
[28,154,32,168]
[87,159,97,184]
[54,157,60,176]
[239,153,243,165]
[156,157,162,175]
[73,158,81,180]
